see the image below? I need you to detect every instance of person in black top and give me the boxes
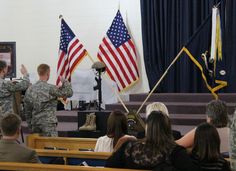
[106,111,200,171]
[191,123,230,171]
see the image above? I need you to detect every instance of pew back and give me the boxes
[0,162,149,171]
[26,134,97,150]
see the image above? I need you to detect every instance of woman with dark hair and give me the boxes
[146,102,182,140]
[94,110,136,152]
[106,111,200,170]
[191,123,230,171]
[177,99,229,153]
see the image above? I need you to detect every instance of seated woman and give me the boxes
[191,123,230,171]
[176,99,229,154]
[106,111,200,170]
[94,110,136,152]
[146,102,182,140]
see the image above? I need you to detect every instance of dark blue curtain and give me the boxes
[224,0,236,92]
[140,0,236,93]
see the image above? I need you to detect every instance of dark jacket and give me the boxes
[106,141,200,171]
[191,154,231,171]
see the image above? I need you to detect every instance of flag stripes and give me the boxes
[97,10,139,91]
[57,19,87,85]
[98,36,139,91]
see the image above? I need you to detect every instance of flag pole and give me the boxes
[136,47,185,115]
[118,0,120,10]
[214,1,221,8]
[85,51,95,63]
[57,14,68,106]
[86,52,129,113]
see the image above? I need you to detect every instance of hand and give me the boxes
[59,76,66,83]
[20,64,28,76]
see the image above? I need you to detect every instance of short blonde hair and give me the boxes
[37,64,50,76]
[146,102,169,118]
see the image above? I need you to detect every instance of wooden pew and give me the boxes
[26,134,110,166]
[0,162,149,171]
[26,134,97,150]
[35,149,111,166]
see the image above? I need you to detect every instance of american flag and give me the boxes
[97,10,139,91]
[57,19,87,85]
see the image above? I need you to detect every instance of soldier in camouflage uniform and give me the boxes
[230,110,236,170]
[0,60,30,119]
[24,64,73,137]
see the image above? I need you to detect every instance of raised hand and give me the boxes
[20,64,28,76]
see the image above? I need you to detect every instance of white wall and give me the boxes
[0,0,150,94]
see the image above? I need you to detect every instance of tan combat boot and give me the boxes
[85,113,96,131]
[79,113,94,131]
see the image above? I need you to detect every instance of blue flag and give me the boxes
[182,8,227,99]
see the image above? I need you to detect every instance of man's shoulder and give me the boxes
[0,140,35,154]
[98,135,112,141]
[14,143,36,154]
[31,81,54,90]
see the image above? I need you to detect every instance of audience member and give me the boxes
[106,111,200,170]
[24,64,73,137]
[176,99,229,153]
[146,102,182,140]
[0,113,40,163]
[94,110,136,152]
[191,123,230,171]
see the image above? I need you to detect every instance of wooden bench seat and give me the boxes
[26,134,112,166]
[35,149,111,166]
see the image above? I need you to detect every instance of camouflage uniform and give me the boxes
[24,80,73,137]
[230,111,236,171]
[0,75,30,118]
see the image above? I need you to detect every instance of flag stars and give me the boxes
[59,20,77,52]
[107,11,131,47]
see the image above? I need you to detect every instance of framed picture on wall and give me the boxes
[0,42,16,78]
